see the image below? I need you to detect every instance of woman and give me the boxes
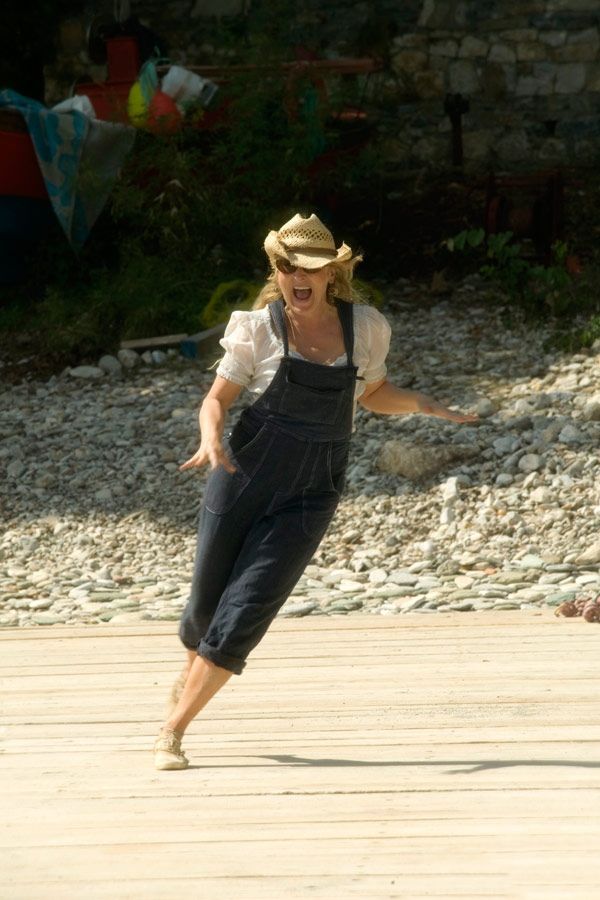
[154,213,476,770]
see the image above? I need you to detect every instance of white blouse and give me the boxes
[216,303,391,409]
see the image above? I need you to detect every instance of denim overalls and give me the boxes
[179,298,358,674]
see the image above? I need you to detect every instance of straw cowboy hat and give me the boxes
[264,213,353,268]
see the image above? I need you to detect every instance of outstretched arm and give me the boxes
[179,376,244,473]
[358,378,478,424]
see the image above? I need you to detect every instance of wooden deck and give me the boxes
[2,611,600,899]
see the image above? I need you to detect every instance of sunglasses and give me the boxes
[275,258,326,275]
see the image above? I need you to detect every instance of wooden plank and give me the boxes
[119,333,188,350]
[179,323,226,359]
[2,612,600,899]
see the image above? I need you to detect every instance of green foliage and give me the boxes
[444,229,577,316]
[0,254,215,362]
[444,227,600,350]
[443,228,485,252]
[200,280,260,328]
[353,278,384,308]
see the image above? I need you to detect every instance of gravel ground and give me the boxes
[1,276,599,629]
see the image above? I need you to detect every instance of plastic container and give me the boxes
[146,90,182,134]
[162,65,218,108]
[106,37,140,82]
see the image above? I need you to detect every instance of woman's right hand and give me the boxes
[180,377,244,476]
[179,440,237,474]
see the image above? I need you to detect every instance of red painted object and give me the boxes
[106,37,140,82]
[75,36,140,123]
[0,115,46,199]
[146,90,182,134]
[75,81,130,122]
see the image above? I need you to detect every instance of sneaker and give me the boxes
[154,727,189,770]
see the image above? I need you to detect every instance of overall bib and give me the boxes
[179,298,358,674]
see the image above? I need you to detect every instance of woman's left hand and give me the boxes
[418,398,479,424]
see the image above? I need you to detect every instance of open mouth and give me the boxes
[293,288,312,301]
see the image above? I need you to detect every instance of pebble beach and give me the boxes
[1,277,599,629]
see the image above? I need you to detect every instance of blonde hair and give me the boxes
[253,254,365,309]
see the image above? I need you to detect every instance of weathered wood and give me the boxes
[179,322,226,359]
[119,333,189,351]
[2,612,600,898]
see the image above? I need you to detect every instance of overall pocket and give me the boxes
[203,466,250,516]
[280,376,344,426]
[204,421,273,515]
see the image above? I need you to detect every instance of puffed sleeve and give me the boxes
[361,307,391,383]
[215,311,255,387]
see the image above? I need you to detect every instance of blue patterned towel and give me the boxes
[0,89,135,248]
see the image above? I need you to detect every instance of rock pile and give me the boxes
[1,280,599,628]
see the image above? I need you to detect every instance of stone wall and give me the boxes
[389,0,600,170]
[46,0,600,171]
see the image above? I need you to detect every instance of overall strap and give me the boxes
[336,300,355,366]
[268,299,289,356]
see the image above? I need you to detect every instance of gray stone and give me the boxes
[400,597,428,612]
[493,436,519,455]
[574,542,600,566]
[459,36,488,58]
[448,60,480,94]
[515,69,555,97]
[449,601,474,611]
[32,613,64,625]
[538,31,566,48]
[109,611,144,624]
[495,131,531,162]
[29,598,53,610]
[414,70,444,99]
[514,554,545,570]
[489,44,516,64]
[430,40,459,58]
[516,43,547,62]
[476,398,497,417]
[117,349,140,369]
[69,366,104,380]
[278,600,319,618]
[558,424,584,443]
[387,571,419,587]
[530,487,553,504]
[545,591,577,607]
[495,570,531,584]
[368,568,389,584]
[392,50,428,74]
[337,579,367,593]
[555,63,586,93]
[582,400,600,421]
[327,599,364,613]
[377,441,478,481]
[518,454,543,473]
[97,355,122,376]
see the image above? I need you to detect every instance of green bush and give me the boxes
[443,228,600,350]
